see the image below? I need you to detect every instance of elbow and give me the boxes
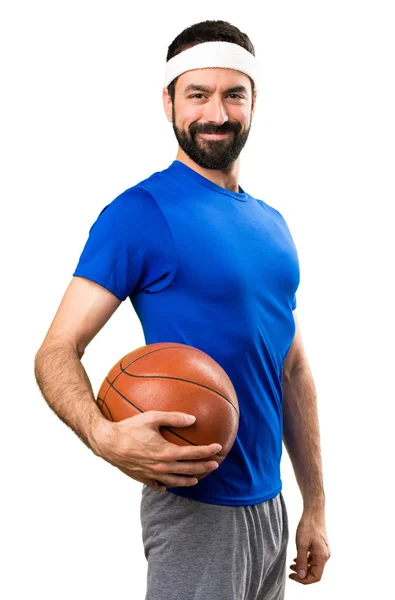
[34,339,82,369]
[34,345,47,370]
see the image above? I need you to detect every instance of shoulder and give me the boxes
[256,198,288,222]
[89,181,175,256]
[90,183,169,241]
[97,184,156,220]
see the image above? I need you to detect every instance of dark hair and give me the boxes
[166,20,256,105]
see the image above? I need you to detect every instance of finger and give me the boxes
[290,551,312,566]
[292,552,312,562]
[308,556,326,582]
[289,556,326,585]
[116,463,201,488]
[289,563,321,585]
[151,459,219,476]
[289,552,313,573]
[294,543,310,580]
[145,410,198,428]
[162,442,223,462]
[289,558,312,573]
[153,479,168,492]
[117,467,167,492]
[289,572,319,585]
[149,473,199,488]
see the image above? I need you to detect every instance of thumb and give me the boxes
[295,545,309,580]
[146,410,196,428]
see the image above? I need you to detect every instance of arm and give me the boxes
[34,276,221,489]
[282,310,330,585]
[282,310,325,513]
[34,276,122,451]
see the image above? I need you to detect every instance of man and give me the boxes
[34,19,330,600]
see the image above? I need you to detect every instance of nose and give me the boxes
[204,94,229,125]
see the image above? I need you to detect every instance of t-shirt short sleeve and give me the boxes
[292,294,297,310]
[73,187,177,301]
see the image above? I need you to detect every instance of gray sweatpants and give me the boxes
[140,485,289,600]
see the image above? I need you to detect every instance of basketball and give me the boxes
[96,342,239,472]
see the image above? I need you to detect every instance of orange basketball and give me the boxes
[96,342,239,472]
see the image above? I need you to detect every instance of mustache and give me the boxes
[189,122,241,136]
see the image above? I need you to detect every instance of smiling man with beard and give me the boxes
[35,19,330,600]
[170,78,250,171]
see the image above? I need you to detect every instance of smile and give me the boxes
[198,133,231,139]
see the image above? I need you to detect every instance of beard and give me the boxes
[172,105,252,170]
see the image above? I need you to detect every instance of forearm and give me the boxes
[282,363,325,514]
[34,342,106,453]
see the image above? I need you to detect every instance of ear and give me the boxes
[163,87,173,123]
[251,90,258,120]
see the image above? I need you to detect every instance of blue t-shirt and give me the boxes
[73,160,300,506]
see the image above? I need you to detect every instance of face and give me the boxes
[164,68,257,170]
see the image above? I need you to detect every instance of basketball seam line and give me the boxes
[119,347,239,416]
[96,396,115,421]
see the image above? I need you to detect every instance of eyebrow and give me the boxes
[183,84,249,95]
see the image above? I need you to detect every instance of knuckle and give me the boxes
[318,552,330,562]
[298,542,309,549]
[182,465,195,475]
[147,410,159,421]
[157,449,170,462]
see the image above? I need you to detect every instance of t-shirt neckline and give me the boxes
[170,160,249,202]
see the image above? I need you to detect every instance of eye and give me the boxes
[189,93,244,100]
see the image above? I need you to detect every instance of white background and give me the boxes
[1,1,394,598]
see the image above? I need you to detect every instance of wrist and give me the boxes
[303,493,326,516]
[89,415,115,458]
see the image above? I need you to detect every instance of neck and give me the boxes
[175,149,241,193]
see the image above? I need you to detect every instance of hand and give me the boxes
[91,410,222,492]
[289,511,331,585]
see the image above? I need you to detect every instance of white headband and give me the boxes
[164,41,259,91]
